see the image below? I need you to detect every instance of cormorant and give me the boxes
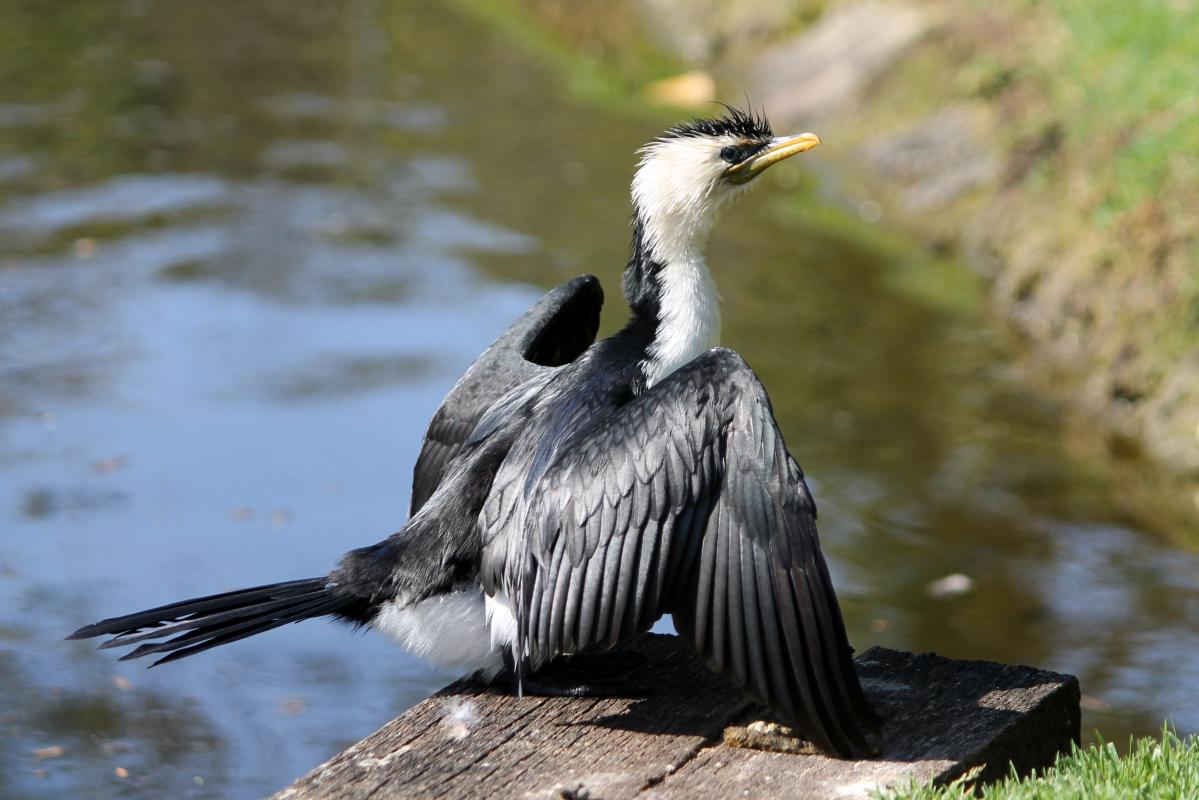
[69,107,880,758]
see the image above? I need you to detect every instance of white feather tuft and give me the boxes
[484,591,518,654]
[440,699,481,740]
[372,590,505,680]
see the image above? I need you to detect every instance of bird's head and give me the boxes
[631,106,820,263]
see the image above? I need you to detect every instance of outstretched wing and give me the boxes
[410,275,603,515]
[486,347,878,758]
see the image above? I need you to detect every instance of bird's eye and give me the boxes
[719,145,739,163]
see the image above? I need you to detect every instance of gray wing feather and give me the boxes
[410,275,603,515]
[487,347,878,758]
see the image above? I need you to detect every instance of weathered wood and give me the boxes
[273,634,1079,800]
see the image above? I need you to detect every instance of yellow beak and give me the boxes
[724,132,821,184]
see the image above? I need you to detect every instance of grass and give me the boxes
[1038,0,1199,369]
[881,727,1199,800]
[1043,0,1199,221]
[1005,0,1199,352]
[846,0,1199,471]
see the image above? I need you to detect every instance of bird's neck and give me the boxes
[620,209,721,388]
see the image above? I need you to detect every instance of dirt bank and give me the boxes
[729,0,1199,484]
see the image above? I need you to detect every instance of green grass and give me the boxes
[1043,0,1199,221]
[881,727,1199,800]
[1029,0,1199,368]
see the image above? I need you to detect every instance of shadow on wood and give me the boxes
[274,633,1079,800]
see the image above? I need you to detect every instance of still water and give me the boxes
[2,1,1197,797]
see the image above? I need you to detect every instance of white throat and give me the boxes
[642,256,721,387]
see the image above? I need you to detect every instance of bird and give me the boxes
[68,106,881,759]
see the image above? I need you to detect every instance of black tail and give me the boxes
[66,578,353,666]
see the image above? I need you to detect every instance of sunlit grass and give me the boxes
[881,727,1199,800]
[1044,0,1199,220]
[1036,0,1199,367]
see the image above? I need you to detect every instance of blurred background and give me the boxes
[2,1,1197,797]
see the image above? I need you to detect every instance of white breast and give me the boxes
[642,258,721,387]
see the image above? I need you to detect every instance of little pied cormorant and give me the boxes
[69,107,881,759]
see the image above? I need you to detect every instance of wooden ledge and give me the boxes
[273,634,1080,799]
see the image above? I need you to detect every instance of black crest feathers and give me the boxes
[660,104,773,142]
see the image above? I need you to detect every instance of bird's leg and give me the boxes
[495,650,652,698]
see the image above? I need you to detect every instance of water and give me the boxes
[1,2,1196,797]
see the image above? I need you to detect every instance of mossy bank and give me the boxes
[760,0,1199,482]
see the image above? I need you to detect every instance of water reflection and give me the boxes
[1,1,1197,798]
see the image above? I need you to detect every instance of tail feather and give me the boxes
[94,588,328,650]
[125,594,345,666]
[67,578,350,667]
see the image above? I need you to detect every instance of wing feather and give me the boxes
[575,541,606,647]
[709,500,731,672]
[489,348,877,758]
[739,534,768,697]
[751,543,791,712]
[691,507,719,655]
[725,514,747,686]
[410,276,602,514]
[596,535,624,646]
[608,519,644,648]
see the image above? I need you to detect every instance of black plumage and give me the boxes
[475,340,878,757]
[409,276,603,515]
[69,578,345,665]
[68,109,880,759]
[661,103,772,141]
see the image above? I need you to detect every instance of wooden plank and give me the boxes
[649,647,1080,799]
[273,634,1079,800]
